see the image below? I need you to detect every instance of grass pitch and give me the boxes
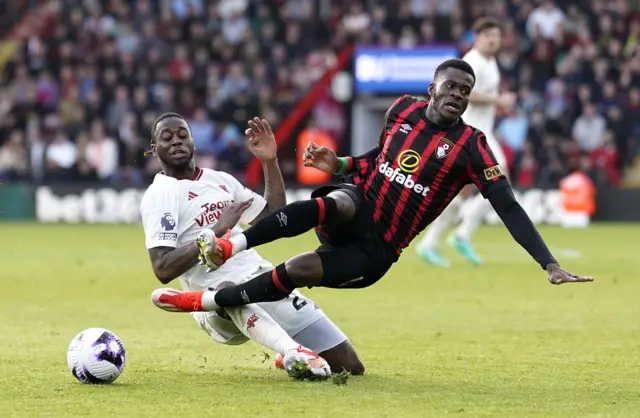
[1,222,639,417]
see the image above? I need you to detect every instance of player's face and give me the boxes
[477,28,502,56]
[428,68,474,122]
[154,117,195,169]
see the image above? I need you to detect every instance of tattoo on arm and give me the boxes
[148,245,201,284]
[251,159,286,224]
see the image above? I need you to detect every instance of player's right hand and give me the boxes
[216,199,253,232]
[303,142,339,174]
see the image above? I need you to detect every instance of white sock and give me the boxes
[454,194,491,241]
[418,196,463,250]
[224,304,299,355]
[229,234,247,255]
[201,291,221,310]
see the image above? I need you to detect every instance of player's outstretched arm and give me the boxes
[303,95,409,177]
[310,146,380,177]
[466,131,593,285]
[147,200,254,283]
[244,117,286,224]
[148,246,201,284]
[303,139,380,177]
[487,186,594,285]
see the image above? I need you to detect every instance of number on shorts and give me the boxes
[292,296,307,311]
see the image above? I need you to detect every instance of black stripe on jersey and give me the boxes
[395,126,475,251]
[364,100,427,222]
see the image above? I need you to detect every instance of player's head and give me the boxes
[473,18,502,56]
[428,59,475,123]
[148,112,195,171]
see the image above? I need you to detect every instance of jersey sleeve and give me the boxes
[140,184,181,249]
[466,131,509,197]
[221,173,267,224]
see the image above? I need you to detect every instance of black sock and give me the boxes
[243,197,337,249]
[214,264,296,307]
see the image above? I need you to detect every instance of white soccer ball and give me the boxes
[67,328,126,384]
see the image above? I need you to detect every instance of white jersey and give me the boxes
[140,167,273,291]
[462,48,500,133]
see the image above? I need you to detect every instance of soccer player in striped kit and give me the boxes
[150,58,592,322]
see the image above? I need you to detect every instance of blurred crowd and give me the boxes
[0,0,638,188]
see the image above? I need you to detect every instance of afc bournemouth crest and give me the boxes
[435,137,455,159]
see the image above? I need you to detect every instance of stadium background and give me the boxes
[3,1,640,417]
[1,0,640,223]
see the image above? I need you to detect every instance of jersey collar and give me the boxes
[159,167,203,181]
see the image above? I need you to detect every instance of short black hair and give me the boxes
[150,112,185,142]
[434,59,476,82]
[473,17,501,34]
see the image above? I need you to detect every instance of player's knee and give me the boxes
[326,191,357,222]
[284,253,323,288]
[344,358,365,375]
[214,281,235,290]
[342,347,365,375]
[209,281,235,317]
[321,340,366,375]
[328,355,365,375]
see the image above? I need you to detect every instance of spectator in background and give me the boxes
[590,130,620,185]
[497,108,529,159]
[0,131,29,181]
[26,113,45,183]
[7,65,35,107]
[85,120,118,182]
[74,131,99,182]
[222,10,249,45]
[213,122,245,172]
[605,105,630,167]
[217,62,250,105]
[58,85,84,127]
[342,4,371,36]
[572,103,606,152]
[545,79,570,122]
[563,4,588,37]
[106,86,131,132]
[45,130,76,182]
[526,0,566,40]
[0,0,638,188]
[624,19,640,57]
[35,71,59,111]
[189,108,215,154]
[559,155,596,228]
[516,142,538,188]
[628,88,640,149]
[296,117,335,185]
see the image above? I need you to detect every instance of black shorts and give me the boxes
[310,183,398,289]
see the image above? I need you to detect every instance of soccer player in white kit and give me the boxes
[417,18,516,267]
[142,113,364,379]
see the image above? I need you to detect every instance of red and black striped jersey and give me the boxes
[347,95,508,254]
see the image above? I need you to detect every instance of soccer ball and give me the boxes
[67,328,126,384]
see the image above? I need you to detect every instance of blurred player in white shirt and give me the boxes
[141,113,364,379]
[417,18,516,267]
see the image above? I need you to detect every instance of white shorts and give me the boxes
[485,131,507,169]
[192,267,348,353]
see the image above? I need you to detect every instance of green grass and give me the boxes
[1,222,639,417]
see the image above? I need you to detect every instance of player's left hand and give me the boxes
[246,117,277,162]
[546,263,594,285]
